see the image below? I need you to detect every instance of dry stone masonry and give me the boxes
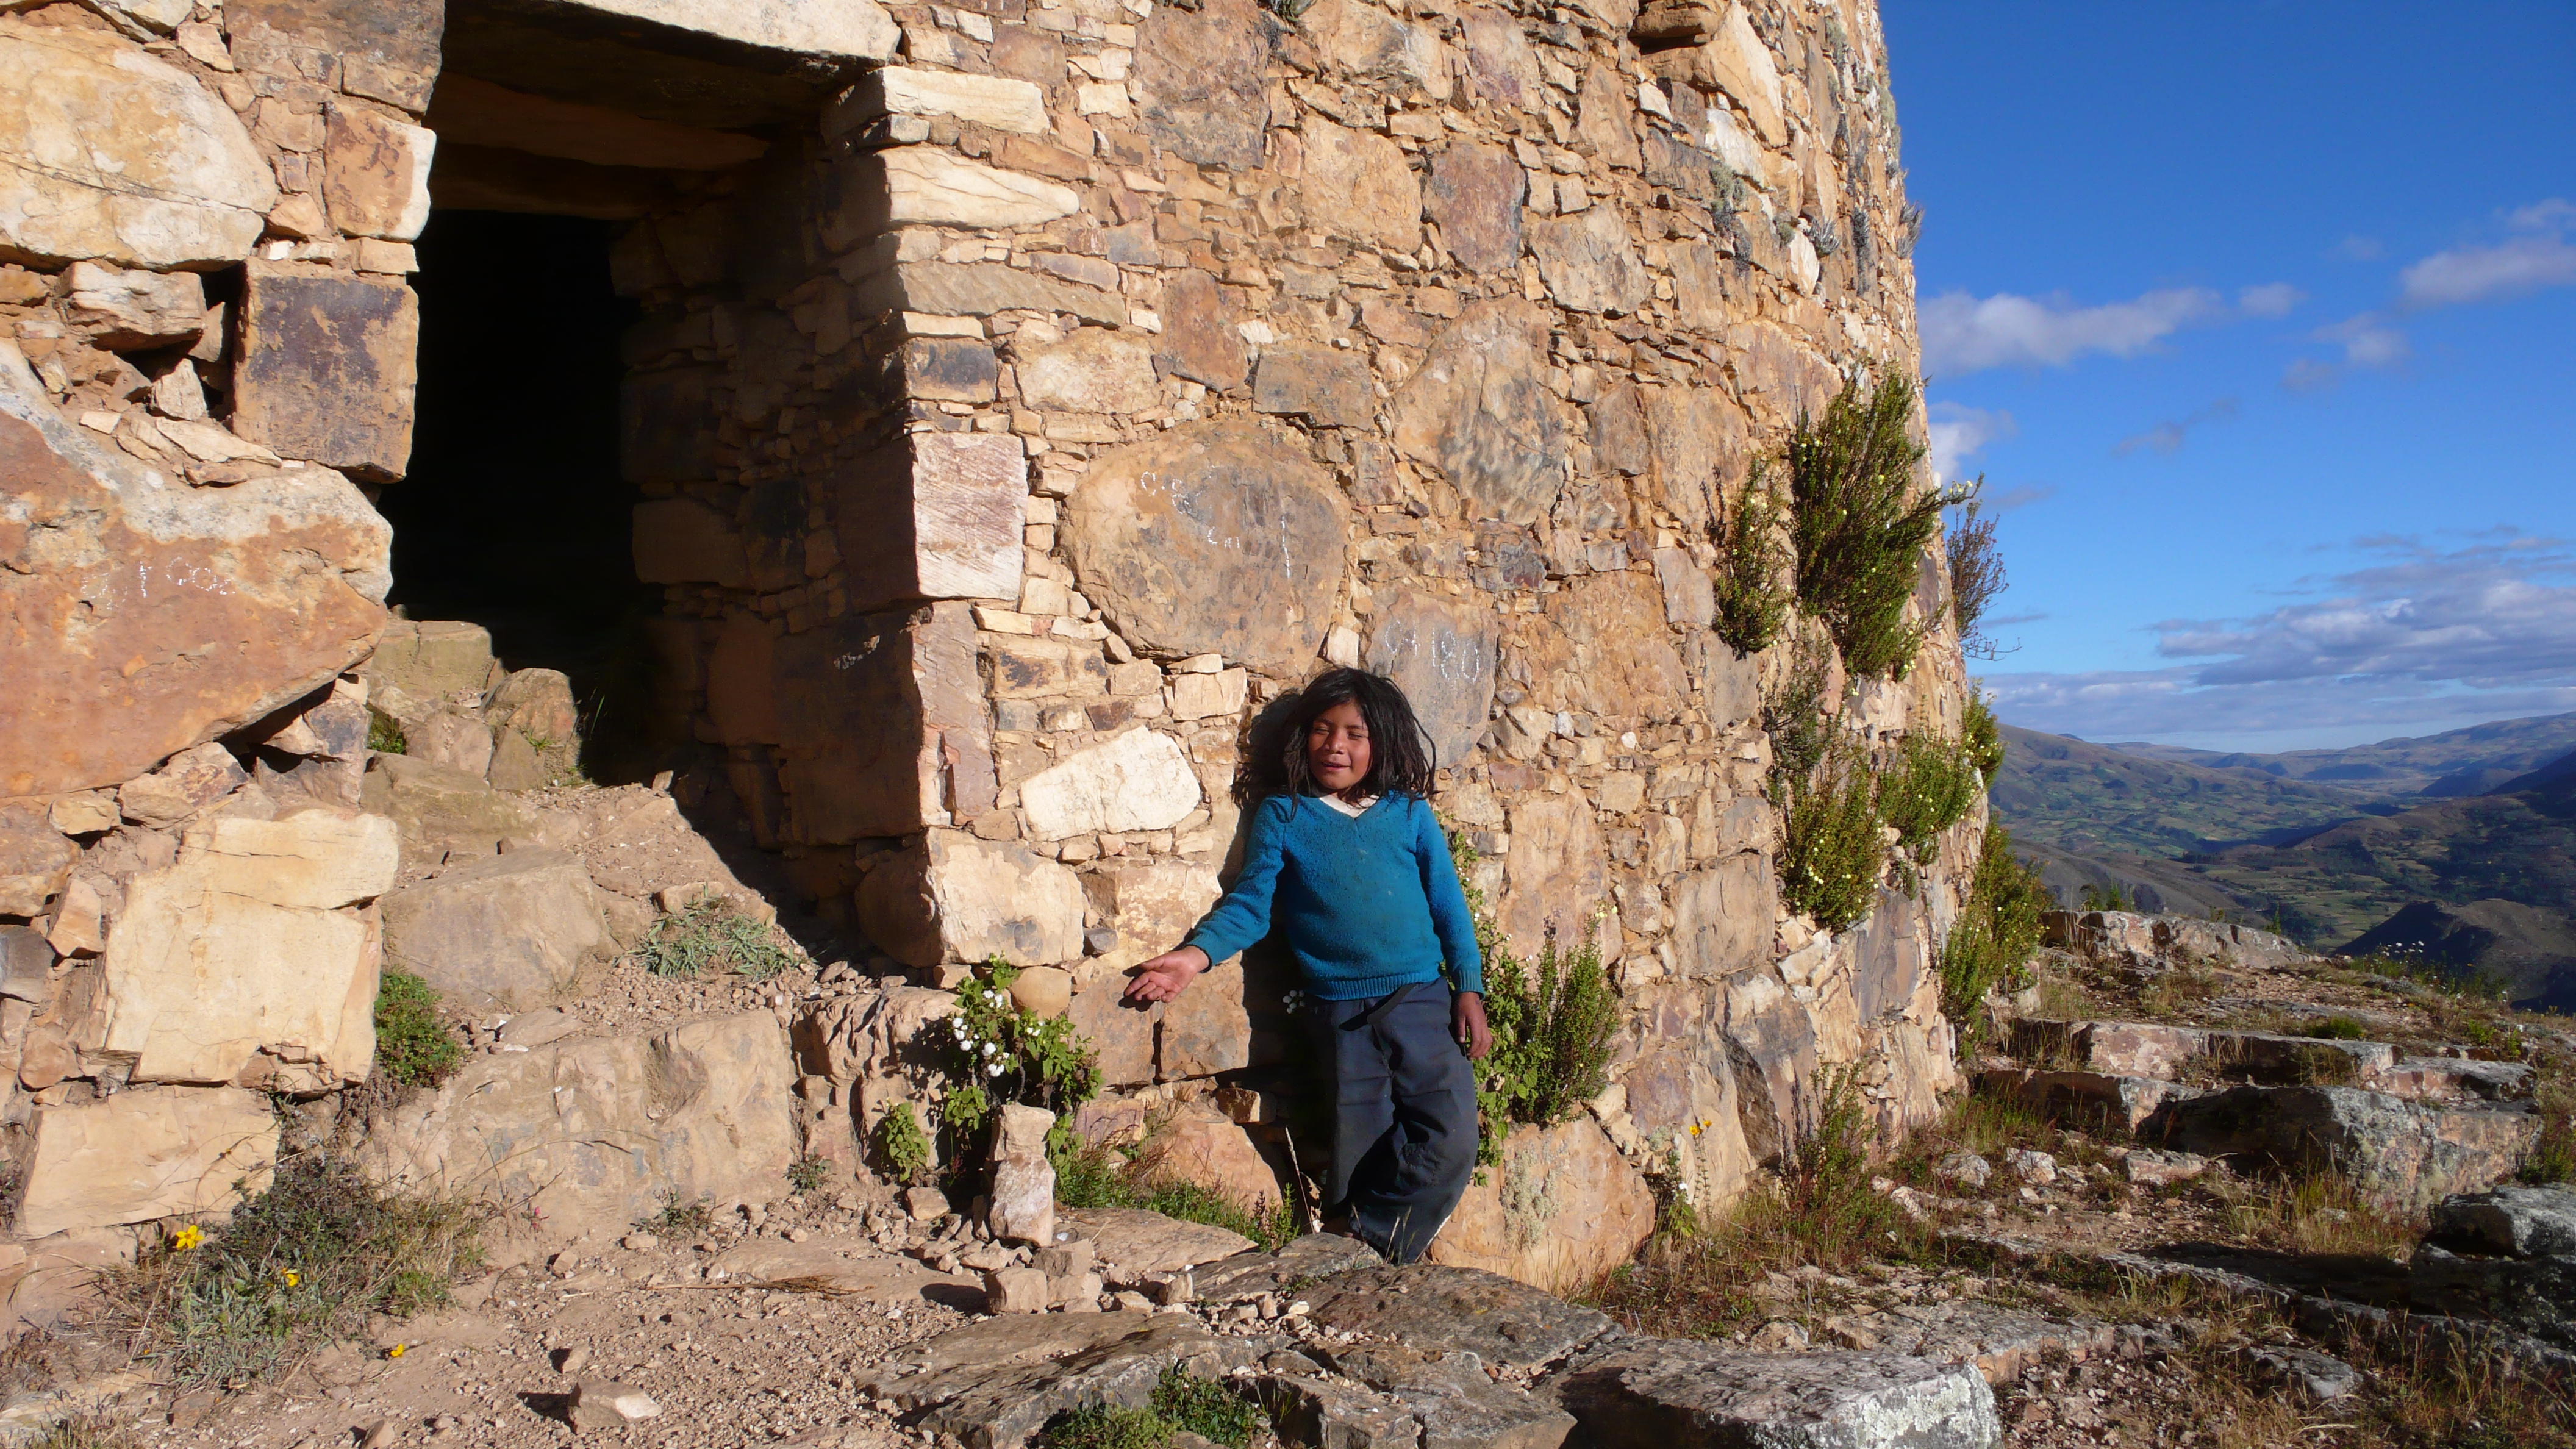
[0,0,1992,1332]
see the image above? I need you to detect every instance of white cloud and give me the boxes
[1981,532,2576,745]
[2316,313,2410,368]
[2397,226,2576,309]
[2113,397,2239,457]
[2236,283,2305,318]
[1988,485,2057,513]
[2333,235,2385,262]
[2281,358,2338,393]
[1925,402,2016,482]
[1919,287,2225,376]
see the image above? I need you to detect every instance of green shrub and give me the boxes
[1945,489,2006,659]
[365,710,406,755]
[874,1102,934,1186]
[1048,1137,1297,1251]
[785,1156,830,1195]
[636,1191,714,1238]
[2078,882,2133,913]
[104,1155,487,1387]
[1785,371,1952,680]
[931,960,1101,1182]
[1481,933,1620,1131]
[372,970,462,1089]
[1444,828,1620,1168]
[1877,732,1983,883]
[1713,460,1792,657]
[633,900,798,981]
[1779,746,1885,932]
[2299,1016,2370,1042]
[1961,690,2003,786]
[1760,631,1836,793]
[1937,826,2051,1050]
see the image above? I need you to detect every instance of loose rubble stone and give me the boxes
[18,1086,279,1237]
[1553,1340,2002,1449]
[1975,1068,2192,1132]
[567,1379,660,1429]
[2249,1346,2358,1403]
[1848,1301,2118,1385]
[1063,421,1349,676]
[379,848,611,1013]
[2122,1148,2211,1187]
[0,22,277,267]
[988,1103,1058,1245]
[1934,1152,1991,1189]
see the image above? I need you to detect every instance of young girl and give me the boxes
[1123,668,1489,1265]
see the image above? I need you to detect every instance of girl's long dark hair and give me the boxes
[1242,667,1437,807]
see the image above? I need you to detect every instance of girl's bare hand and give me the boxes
[1453,990,1492,1060]
[1123,947,1210,1004]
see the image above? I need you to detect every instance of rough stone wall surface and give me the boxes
[623,0,1973,1254]
[0,0,1977,1298]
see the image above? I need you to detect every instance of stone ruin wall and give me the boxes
[0,0,1974,1306]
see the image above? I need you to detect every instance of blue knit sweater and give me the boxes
[1182,793,1484,1000]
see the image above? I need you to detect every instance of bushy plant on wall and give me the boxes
[1784,370,1956,681]
[1714,460,1792,657]
[1444,828,1620,1170]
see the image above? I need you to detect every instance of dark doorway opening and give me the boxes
[388,209,655,781]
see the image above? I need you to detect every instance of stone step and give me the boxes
[2006,1019,2529,1103]
[2143,1085,2539,1210]
[1973,1068,2197,1132]
[1550,1339,2000,1449]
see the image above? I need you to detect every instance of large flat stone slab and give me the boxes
[1193,1233,1385,1304]
[2148,1085,2539,1211]
[1305,1264,1612,1372]
[1063,1207,1255,1277]
[854,1313,1243,1448]
[1551,1341,2001,1449]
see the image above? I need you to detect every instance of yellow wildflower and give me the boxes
[386,1343,407,1359]
[170,1225,205,1251]
[281,1269,301,1288]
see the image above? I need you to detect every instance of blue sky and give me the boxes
[1880,2,2576,751]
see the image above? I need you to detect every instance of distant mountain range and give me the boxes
[1991,712,2576,1011]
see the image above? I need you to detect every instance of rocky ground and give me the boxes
[4,912,2571,1449]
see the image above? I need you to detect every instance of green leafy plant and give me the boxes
[636,1191,714,1238]
[1961,689,2004,787]
[1778,742,1886,932]
[1761,630,1836,793]
[929,960,1101,1184]
[2298,1016,2370,1042]
[1444,828,1620,1168]
[1714,460,1792,657]
[372,970,462,1089]
[875,1102,934,1186]
[785,1156,830,1195]
[365,710,406,755]
[103,1155,488,1387]
[1785,370,1953,680]
[1945,487,2007,659]
[633,900,797,981]
[1877,731,1984,885]
[1936,825,2050,1050]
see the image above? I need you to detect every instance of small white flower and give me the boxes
[987,1062,1004,1077]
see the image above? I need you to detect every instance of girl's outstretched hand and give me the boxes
[1453,990,1492,1060]
[1123,946,1210,1005]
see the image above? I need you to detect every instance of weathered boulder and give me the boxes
[1428,1117,1653,1294]
[2149,1086,2539,1210]
[1392,300,1566,527]
[1974,1068,2193,1133]
[2428,1182,2576,1258]
[0,21,277,268]
[1063,421,1348,676]
[1363,589,1500,769]
[1552,1342,2002,1449]
[379,848,610,1013]
[0,343,389,798]
[100,809,396,1090]
[484,668,581,790]
[854,1312,1237,1448]
[115,742,247,828]
[858,829,1086,968]
[0,805,77,917]
[17,1086,279,1238]
[1019,728,1204,842]
[365,1011,799,1242]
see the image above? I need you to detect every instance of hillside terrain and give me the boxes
[2106,712,2576,797]
[1995,717,2576,1010]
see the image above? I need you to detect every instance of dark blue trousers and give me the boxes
[1312,980,1480,1265]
